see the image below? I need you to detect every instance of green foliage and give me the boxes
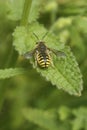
[0,0,87,130]
[23,107,87,130]
[23,108,59,130]
[7,0,42,23]
[72,107,87,130]
[0,68,26,79]
[23,106,87,130]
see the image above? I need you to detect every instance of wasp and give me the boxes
[24,33,65,68]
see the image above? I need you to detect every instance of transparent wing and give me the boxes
[23,50,35,59]
[50,49,66,57]
[53,49,66,57]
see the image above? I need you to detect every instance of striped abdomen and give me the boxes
[36,52,51,68]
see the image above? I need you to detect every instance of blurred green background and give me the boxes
[0,0,87,130]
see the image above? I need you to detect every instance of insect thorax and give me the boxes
[37,42,46,51]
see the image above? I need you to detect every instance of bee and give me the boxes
[24,33,65,68]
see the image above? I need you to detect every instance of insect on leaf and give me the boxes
[13,22,83,96]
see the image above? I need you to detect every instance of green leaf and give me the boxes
[7,0,24,21]
[75,17,87,33]
[0,68,26,79]
[58,0,87,16]
[23,108,59,130]
[72,107,87,130]
[13,22,83,96]
[28,0,42,23]
[7,0,42,23]
[58,106,71,121]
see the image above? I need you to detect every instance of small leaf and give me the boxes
[7,0,24,20]
[58,106,71,121]
[0,68,26,79]
[72,107,87,130]
[29,0,42,23]
[7,0,42,22]
[58,0,87,16]
[13,22,83,96]
[23,108,59,130]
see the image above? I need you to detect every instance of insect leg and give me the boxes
[34,52,38,67]
[46,49,55,68]
[50,58,55,68]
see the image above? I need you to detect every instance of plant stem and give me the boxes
[21,0,32,26]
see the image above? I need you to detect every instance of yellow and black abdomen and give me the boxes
[36,52,51,68]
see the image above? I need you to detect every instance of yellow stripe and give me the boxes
[40,62,45,65]
[38,60,44,64]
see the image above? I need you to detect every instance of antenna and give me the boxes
[41,32,48,40]
[33,32,48,41]
[33,32,39,40]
